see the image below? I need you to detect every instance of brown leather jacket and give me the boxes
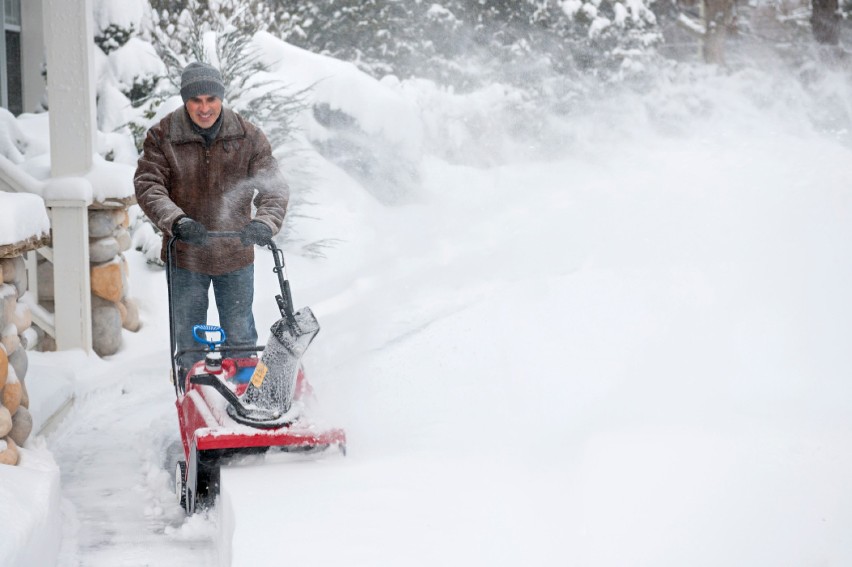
[134,107,288,275]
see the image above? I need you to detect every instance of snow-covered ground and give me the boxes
[2,30,852,567]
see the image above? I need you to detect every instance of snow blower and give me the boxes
[166,232,346,514]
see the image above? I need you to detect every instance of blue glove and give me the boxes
[173,217,208,245]
[240,220,273,246]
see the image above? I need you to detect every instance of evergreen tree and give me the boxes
[95,23,136,55]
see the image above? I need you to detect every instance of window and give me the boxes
[2,0,22,115]
[4,0,20,27]
[5,29,21,114]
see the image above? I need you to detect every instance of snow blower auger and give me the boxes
[166,232,346,514]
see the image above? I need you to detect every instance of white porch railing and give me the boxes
[0,155,93,353]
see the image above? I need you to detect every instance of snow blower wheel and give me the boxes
[175,460,187,510]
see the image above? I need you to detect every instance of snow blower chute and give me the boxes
[166,232,346,514]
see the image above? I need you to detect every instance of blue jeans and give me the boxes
[169,264,258,371]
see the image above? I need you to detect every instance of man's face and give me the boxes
[185,95,222,129]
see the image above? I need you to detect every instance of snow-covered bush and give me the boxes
[265,0,662,88]
[93,0,145,54]
[91,0,160,161]
[95,24,136,55]
[556,0,662,74]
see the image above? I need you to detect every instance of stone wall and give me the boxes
[0,256,37,465]
[37,205,141,356]
[0,201,142,468]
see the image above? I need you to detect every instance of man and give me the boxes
[134,61,288,373]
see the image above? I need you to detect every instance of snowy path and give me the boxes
[49,355,218,566]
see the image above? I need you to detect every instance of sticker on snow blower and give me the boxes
[250,361,268,389]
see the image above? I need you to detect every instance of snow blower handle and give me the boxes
[270,246,298,326]
[192,324,226,351]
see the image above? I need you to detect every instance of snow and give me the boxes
[92,0,145,36]
[0,443,62,567]
[16,154,134,204]
[0,190,49,245]
[14,113,50,157]
[215,121,852,566]
[677,12,707,35]
[561,0,584,19]
[0,108,29,164]
[2,16,852,567]
[252,31,423,154]
[25,357,76,435]
[84,156,136,203]
[107,36,166,91]
[41,177,94,203]
[589,16,613,38]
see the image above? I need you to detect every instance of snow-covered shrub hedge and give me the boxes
[264,0,663,88]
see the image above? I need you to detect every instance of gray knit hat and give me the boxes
[180,62,225,103]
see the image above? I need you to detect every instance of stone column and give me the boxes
[0,254,38,466]
[89,206,140,357]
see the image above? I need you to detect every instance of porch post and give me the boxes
[42,0,96,352]
[46,191,94,353]
[42,0,96,176]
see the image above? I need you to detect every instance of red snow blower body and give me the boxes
[167,233,346,514]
